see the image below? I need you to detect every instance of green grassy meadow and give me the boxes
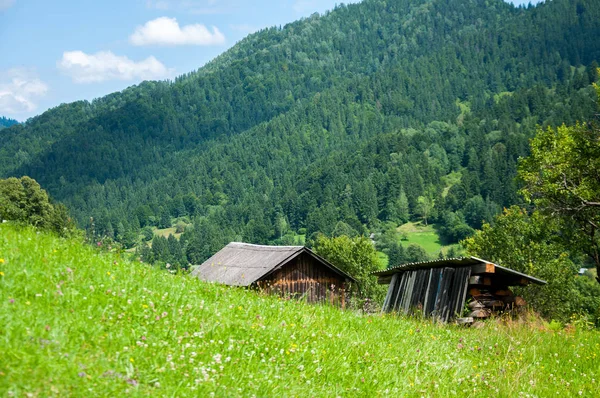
[152,227,182,240]
[376,251,390,268]
[1,224,599,396]
[397,222,463,256]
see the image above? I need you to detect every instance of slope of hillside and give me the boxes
[1,224,599,396]
[1,0,600,261]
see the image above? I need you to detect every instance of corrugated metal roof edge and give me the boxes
[372,257,476,275]
[372,256,547,285]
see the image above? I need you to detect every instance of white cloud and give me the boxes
[0,68,48,114]
[58,51,173,84]
[0,0,15,11]
[130,17,225,46]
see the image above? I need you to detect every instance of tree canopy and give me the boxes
[0,0,599,269]
[312,234,386,303]
[463,207,580,322]
[519,76,600,274]
[0,176,74,235]
[464,76,600,323]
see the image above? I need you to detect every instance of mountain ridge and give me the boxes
[1,0,599,262]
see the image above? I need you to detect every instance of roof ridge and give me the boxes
[193,242,356,286]
[228,242,304,250]
[381,256,475,273]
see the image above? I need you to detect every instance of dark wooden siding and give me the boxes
[256,253,347,306]
[382,267,471,322]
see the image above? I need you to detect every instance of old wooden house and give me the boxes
[373,256,546,323]
[191,242,355,306]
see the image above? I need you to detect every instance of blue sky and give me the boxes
[0,0,541,121]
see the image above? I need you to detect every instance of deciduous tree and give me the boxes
[313,234,385,302]
[519,79,600,280]
[463,207,579,321]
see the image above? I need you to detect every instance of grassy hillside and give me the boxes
[1,225,599,396]
[396,222,462,257]
[397,222,444,255]
[152,227,183,240]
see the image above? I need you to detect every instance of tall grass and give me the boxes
[1,224,599,396]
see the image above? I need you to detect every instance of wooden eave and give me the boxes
[259,247,357,284]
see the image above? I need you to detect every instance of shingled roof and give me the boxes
[191,242,356,286]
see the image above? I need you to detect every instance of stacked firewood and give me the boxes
[458,275,527,323]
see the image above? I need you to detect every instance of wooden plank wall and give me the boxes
[382,266,471,322]
[257,253,347,307]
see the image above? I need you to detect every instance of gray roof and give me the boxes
[191,242,356,286]
[372,256,546,285]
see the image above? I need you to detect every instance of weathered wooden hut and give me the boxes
[191,242,355,306]
[373,256,546,323]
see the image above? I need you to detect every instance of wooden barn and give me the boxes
[191,242,355,306]
[373,256,546,323]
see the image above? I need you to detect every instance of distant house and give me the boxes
[372,256,546,323]
[191,242,356,307]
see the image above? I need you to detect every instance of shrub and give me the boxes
[0,176,75,236]
[313,234,386,304]
[175,221,187,234]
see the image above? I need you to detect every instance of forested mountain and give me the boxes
[1,0,599,266]
[0,117,18,130]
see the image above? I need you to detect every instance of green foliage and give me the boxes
[158,210,172,230]
[0,116,18,130]
[386,190,410,224]
[396,222,443,256]
[0,176,74,236]
[182,218,232,266]
[463,195,488,229]
[416,196,434,226]
[464,84,600,322]
[438,211,474,243]
[147,234,188,270]
[0,0,598,257]
[463,207,580,322]
[574,273,600,326]
[519,79,600,273]
[331,221,359,238]
[312,234,385,302]
[175,221,187,234]
[141,226,154,242]
[377,223,431,267]
[404,244,430,263]
[386,242,406,268]
[2,223,600,396]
